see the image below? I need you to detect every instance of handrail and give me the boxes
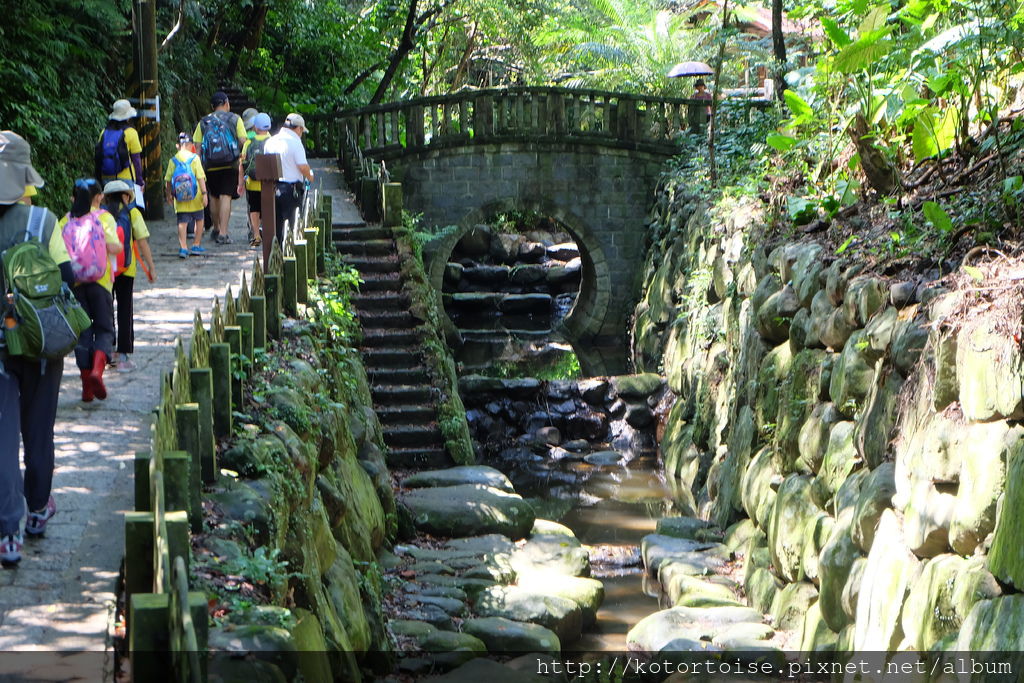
[304,86,772,163]
[125,180,335,682]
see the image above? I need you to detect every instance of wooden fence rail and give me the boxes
[125,187,334,681]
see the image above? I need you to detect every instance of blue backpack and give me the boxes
[171,155,199,202]
[199,112,240,166]
[95,128,128,178]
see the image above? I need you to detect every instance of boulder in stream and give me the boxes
[402,466,515,493]
[401,485,535,539]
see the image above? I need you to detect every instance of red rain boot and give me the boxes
[90,350,108,401]
[80,369,94,403]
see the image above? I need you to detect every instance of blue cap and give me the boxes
[253,113,272,131]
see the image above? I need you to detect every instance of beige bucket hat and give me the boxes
[109,99,138,121]
[0,131,44,205]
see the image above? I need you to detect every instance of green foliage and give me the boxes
[0,1,130,208]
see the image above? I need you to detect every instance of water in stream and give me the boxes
[459,337,690,651]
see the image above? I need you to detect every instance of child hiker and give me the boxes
[58,178,122,401]
[165,132,209,258]
[102,179,156,372]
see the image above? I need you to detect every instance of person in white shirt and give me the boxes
[263,113,315,246]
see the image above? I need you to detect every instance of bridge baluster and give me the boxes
[377,112,386,148]
[474,94,492,139]
[390,110,400,147]
[409,105,424,147]
[459,100,469,138]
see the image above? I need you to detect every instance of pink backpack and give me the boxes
[62,210,108,283]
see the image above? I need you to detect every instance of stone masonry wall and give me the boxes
[632,175,1024,652]
[390,142,665,342]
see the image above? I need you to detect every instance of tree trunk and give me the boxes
[708,0,729,187]
[370,0,421,105]
[850,114,900,195]
[771,0,787,99]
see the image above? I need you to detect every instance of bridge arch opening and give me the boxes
[424,198,615,375]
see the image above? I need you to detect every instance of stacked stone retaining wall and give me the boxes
[632,178,1024,651]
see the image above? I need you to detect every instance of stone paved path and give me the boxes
[0,161,355,678]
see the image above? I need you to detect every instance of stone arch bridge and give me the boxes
[306,87,754,349]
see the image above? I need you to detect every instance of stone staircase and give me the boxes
[333,221,452,469]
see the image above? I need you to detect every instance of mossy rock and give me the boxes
[828,330,876,416]
[754,343,793,435]
[956,319,1024,421]
[655,516,712,540]
[852,510,922,650]
[462,617,561,653]
[626,606,765,652]
[796,402,841,475]
[951,424,1023,555]
[851,462,895,553]
[811,421,858,508]
[800,511,833,585]
[955,596,1024,651]
[901,478,956,558]
[516,573,604,627]
[890,318,929,375]
[843,275,887,327]
[290,609,335,683]
[475,585,582,643]
[931,329,958,411]
[901,555,1001,650]
[818,509,861,632]
[755,286,801,343]
[324,546,372,651]
[740,448,777,528]
[853,363,903,470]
[770,581,818,632]
[209,477,279,548]
[798,601,836,653]
[403,466,514,493]
[818,307,857,350]
[511,533,588,578]
[768,474,820,583]
[208,624,298,681]
[220,435,288,477]
[669,575,743,608]
[773,349,828,474]
[610,373,664,398]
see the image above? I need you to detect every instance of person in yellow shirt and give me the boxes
[237,113,272,248]
[164,133,210,258]
[102,180,156,373]
[57,179,122,402]
[192,91,246,245]
[95,99,144,187]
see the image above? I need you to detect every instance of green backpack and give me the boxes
[1,207,91,360]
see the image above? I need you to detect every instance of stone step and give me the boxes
[361,328,422,348]
[336,239,393,257]
[371,384,435,404]
[361,347,422,369]
[333,226,393,243]
[377,404,438,425]
[353,292,410,311]
[358,310,417,330]
[386,446,451,469]
[343,255,401,274]
[384,424,444,448]
[368,367,429,385]
[358,273,403,293]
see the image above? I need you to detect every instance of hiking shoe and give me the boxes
[208,230,220,242]
[117,355,136,372]
[190,245,207,255]
[178,248,189,259]
[249,237,262,250]
[1,533,23,566]
[25,496,56,537]
[216,233,232,245]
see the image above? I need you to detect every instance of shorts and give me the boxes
[206,167,239,199]
[176,210,204,224]
[246,189,262,214]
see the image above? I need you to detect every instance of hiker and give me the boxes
[102,180,156,372]
[59,179,122,403]
[241,107,259,140]
[693,79,713,117]
[192,91,246,245]
[0,132,74,565]
[95,99,144,188]
[264,113,315,246]
[237,112,272,249]
[165,132,209,258]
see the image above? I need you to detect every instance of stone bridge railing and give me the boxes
[306,86,769,160]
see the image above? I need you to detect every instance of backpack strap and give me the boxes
[24,206,45,243]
